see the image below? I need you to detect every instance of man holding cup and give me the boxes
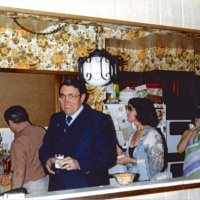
[39,79,117,191]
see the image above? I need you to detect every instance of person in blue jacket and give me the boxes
[39,79,117,191]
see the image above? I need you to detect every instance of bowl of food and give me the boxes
[113,173,135,185]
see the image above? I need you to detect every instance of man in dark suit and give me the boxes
[39,79,117,191]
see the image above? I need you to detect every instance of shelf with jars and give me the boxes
[103,82,166,149]
[0,133,11,193]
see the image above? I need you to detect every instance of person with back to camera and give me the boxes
[116,98,165,181]
[39,79,117,191]
[4,105,48,194]
[177,108,200,177]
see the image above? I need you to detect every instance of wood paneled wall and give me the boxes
[0,72,56,127]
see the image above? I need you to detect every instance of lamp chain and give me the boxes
[13,18,68,35]
[95,26,104,49]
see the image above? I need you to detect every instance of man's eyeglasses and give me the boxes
[126,105,134,111]
[59,93,80,102]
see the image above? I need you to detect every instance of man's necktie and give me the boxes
[64,116,72,133]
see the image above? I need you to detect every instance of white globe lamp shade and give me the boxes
[78,49,122,87]
[82,56,112,86]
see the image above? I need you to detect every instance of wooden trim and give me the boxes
[0,68,78,76]
[55,75,62,112]
[1,6,200,34]
[59,182,200,200]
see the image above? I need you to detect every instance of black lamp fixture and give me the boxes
[78,26,124,87]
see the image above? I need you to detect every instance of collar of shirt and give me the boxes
[15,124,31,139]
[66,104,84,125]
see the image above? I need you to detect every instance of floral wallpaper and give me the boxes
[108,47,195,72]
[0,17,200,110]
[1,23,199,74]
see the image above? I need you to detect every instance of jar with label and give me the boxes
[119,87,138,104]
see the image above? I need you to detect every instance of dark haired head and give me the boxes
[128,98,159,127]
[4,105,30,124]
[59,79,87,95]
[191,108,200,124]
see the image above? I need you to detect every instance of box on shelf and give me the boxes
[146,94,163,104]
[135,84,163,98]
[154,103,166,126]
[135,84,160,91]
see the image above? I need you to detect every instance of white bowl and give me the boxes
[113,173,135,185]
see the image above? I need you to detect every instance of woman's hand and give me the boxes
[117,156,136,165]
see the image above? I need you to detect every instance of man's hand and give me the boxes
[46,157,56,174]
[11,169,25,189]
[59,156,80,170]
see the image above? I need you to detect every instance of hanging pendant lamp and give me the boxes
[78,26,124,87]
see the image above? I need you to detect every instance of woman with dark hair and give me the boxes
[177,108,200,177]
[117,98,164,181]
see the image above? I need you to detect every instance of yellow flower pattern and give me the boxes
[0,23,199,74]
[0,20,199,109]
[50,52,66,67]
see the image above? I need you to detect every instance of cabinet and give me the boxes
[0,70,78,127]
[117,70,199,119]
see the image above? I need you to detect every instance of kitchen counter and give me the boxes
[3,176,199,200]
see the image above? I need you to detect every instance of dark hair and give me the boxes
[4,105,30,124]
[128,98,159,127]
[59,79,87,95]
[191,107,200,124]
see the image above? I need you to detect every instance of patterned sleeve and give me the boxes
[145,129,164,179]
